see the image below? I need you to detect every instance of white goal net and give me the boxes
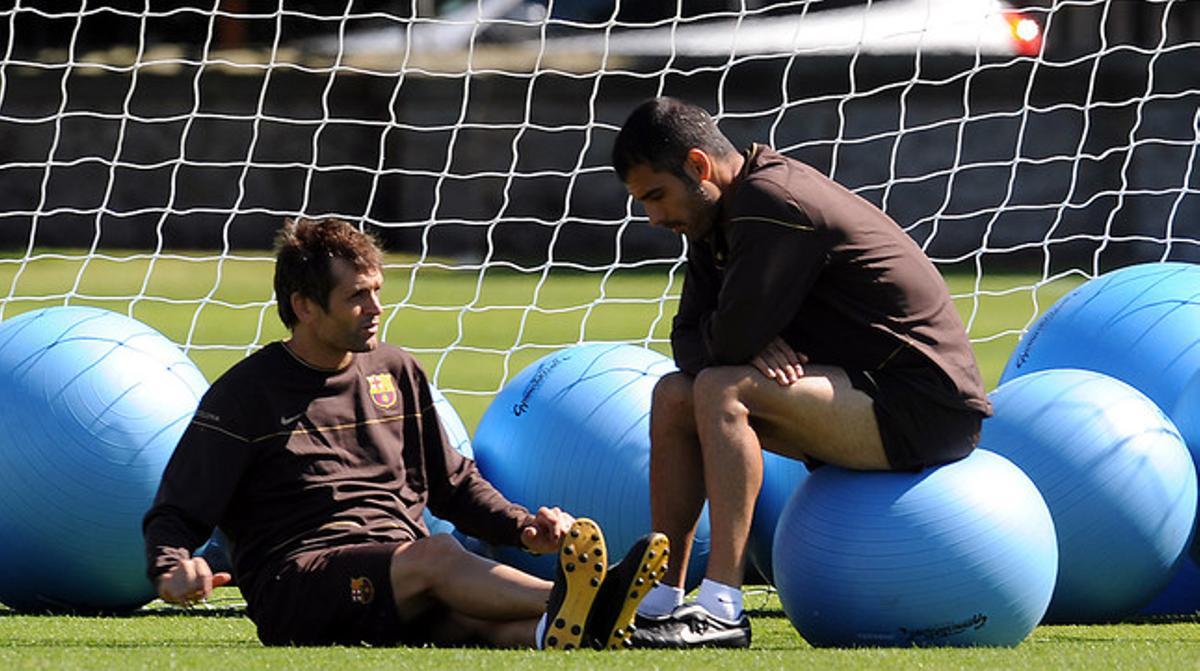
[1,0,1198,426]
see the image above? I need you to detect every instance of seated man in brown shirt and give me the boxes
[143,217,668,649]
[611,98,993,648]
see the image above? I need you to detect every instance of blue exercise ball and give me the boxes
[747,450,809,585]
[773,449,1057,647]
[1141,555,1200,616]
[981,369,1197,623]
[1002,262,1200,407]
[423,383,474,537]
[1000,261,1200,494]
[473,343,711,590]
[0,306,209,613]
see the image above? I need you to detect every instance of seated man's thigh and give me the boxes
[721,364,890,470]
[755,366,982,472]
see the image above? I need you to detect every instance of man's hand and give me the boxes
[155,557,232,606]
[520,506,575,555]
[752,336,808,386]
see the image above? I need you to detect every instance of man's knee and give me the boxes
[388,535,467,618]
[391,534,467,583]
[653,371,696,418]
[413,533,467,562]
[692,366,751,416]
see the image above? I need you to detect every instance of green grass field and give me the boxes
[1,589,1198,670]
[1,252,1198,668]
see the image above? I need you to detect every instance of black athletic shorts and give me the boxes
[844,366,984,472]
[251,541,427,647]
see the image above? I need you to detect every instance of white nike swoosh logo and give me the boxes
[280,412,304,425]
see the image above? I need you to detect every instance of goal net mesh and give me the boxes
[1,0,1197,425]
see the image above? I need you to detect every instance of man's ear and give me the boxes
[290,291,313,324]
[685,148,713,182]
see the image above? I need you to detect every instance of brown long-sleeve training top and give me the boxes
[143,342,534,607]
[673,144,991,415]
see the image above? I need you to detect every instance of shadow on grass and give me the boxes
[745,606,787,618]
[0,640,259,649]
[1035,613,1200,644]
[1125,613,1200,625]
[0,605,247,619]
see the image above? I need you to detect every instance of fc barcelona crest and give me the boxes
[367,373,398,409]
[350,576,375,605]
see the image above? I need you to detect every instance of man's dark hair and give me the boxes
[612,97,738,182]
[273,217,383,329]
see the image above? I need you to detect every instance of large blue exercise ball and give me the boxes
[1000,263,1200,510]
[0,306,209,613]
[1000,262,1200,422]
[747,450,809,585]
[981,369,1197,623]
[423,383,474,537]
[773,449,1057,647]
[473,343,711,589]
[1140,366,1200,616]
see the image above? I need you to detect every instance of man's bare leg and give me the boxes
[647,372,708,590]
[631,363,890,648]
[692,364,889,589]
[388,533,550,646]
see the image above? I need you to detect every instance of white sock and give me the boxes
[637,583,685,617]
[694,578,742,621]
[534,613,547,649]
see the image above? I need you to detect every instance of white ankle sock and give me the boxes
[534,613,547,649]
[695,578,742,621]
[637,583,685,617]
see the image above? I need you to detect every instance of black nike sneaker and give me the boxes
[628,603,752,649]
[584,531,670,649]
[542,518,607,650]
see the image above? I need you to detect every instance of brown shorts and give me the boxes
[845,367,984,472]
[251,542,427,647]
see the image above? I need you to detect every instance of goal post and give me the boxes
[1,0,1197,427]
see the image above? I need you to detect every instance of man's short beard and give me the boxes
[686,180,719,238]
